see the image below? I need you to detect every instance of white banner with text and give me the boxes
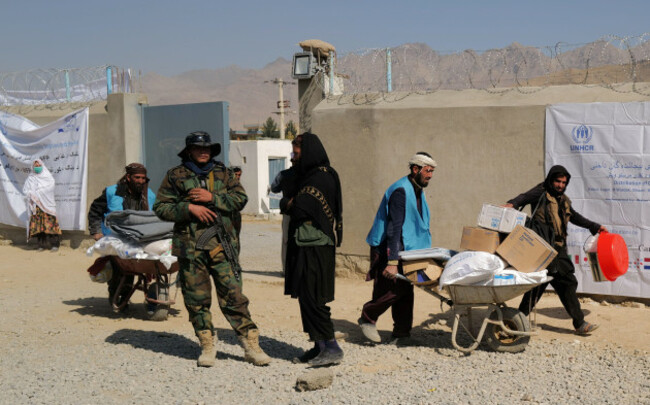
[0,108,89,231]
[546,102,650,298]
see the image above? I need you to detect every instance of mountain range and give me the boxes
[140,40,650,131]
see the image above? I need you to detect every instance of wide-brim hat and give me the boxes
[177,131,222,158]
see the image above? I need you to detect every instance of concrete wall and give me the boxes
[229,140,292,215]
[310,84,650,265]
[0,93,147,246]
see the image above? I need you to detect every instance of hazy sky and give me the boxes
[1,0,648,76]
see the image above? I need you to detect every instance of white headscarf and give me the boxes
[23,159,57,219]
[408,153,437,169]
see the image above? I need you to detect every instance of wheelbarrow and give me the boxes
[108,256,179,321]
[397,273,552,353]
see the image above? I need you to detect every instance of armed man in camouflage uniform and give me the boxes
[153,131,271,367]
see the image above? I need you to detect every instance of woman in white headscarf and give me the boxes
[23,159,62,251]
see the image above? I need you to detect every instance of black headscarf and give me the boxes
[543,165,571,197]
[293,133,343,246]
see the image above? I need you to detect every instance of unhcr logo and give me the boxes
[570,124,594,152]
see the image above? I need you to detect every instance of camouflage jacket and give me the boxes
[153,162,248,258]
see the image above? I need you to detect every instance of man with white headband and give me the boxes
[359,152,436,345]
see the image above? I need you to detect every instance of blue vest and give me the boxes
[100,184,156,235]
[366,176,431,251]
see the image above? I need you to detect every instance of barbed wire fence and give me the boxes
[2,34,650,109]
[325,33,650,104]
[0,65,138,108]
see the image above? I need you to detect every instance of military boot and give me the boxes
[238,329,271,366]
[196,330,216,367]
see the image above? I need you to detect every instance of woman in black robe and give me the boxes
[282,132,343,366]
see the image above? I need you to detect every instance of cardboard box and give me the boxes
[460,226,500,253]
[496,225,558,273]
[402,259,443,286]
[477,203,527,233]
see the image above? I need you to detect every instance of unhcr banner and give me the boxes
[0,108,89,231]
[546,102,650,298]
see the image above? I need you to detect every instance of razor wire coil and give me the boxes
[330,33,650,103]
[0,65,137,107]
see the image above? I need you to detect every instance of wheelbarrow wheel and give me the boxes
[484,307,530,353]
[146,282,169,321]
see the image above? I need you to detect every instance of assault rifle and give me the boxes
[195,178,242,281]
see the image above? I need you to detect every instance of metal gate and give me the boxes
[142,102,229,191]
[268,157,286,209]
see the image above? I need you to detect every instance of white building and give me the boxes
[229,139,292,215]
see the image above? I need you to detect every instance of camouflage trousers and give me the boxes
[179,251,256,337]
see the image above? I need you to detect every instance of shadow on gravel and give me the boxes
[536,306,591,320]
[331,313,480,353]
[63,296,181,320]
[214,327,304,362]
[242,269,284,278]
[105,329,197,360]
[105,328,304,362]
[532,322,575,335]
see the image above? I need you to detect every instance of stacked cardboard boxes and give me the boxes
[496,225,557,273]
[459,226,500,253]
[459,203,557,273]
[477,204,527,233]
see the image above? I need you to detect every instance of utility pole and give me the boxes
[265,78,295,139]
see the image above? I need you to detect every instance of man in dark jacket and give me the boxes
[88,163,156,240]
[270,156,297,274]
[88,163,156,310]
[282,133,344,366]
[505,165,607,335]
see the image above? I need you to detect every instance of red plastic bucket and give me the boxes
[596,232,629,281]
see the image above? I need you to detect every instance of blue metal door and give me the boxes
[142,102,229,191]
[268,158,285,209]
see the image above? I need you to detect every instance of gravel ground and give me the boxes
[1,218,649,404]
[2,327,648,404]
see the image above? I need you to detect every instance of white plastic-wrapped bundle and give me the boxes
[86,236,178,270]
[439,251,506,289]
[86,236,144,259]
[143,239,172,256]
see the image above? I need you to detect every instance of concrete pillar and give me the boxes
[298,73,326,133]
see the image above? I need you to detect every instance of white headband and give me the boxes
[409,153,437,169]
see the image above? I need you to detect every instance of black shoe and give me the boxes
[292,346,320,364]
[308,348,343,367]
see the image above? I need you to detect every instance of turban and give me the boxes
[125,163,147,175]
[408,153,437,169]
[119,163,150,185]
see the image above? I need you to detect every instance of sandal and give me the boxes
[575,322,599,335]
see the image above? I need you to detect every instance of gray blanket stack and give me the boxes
[104,210,174,243]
